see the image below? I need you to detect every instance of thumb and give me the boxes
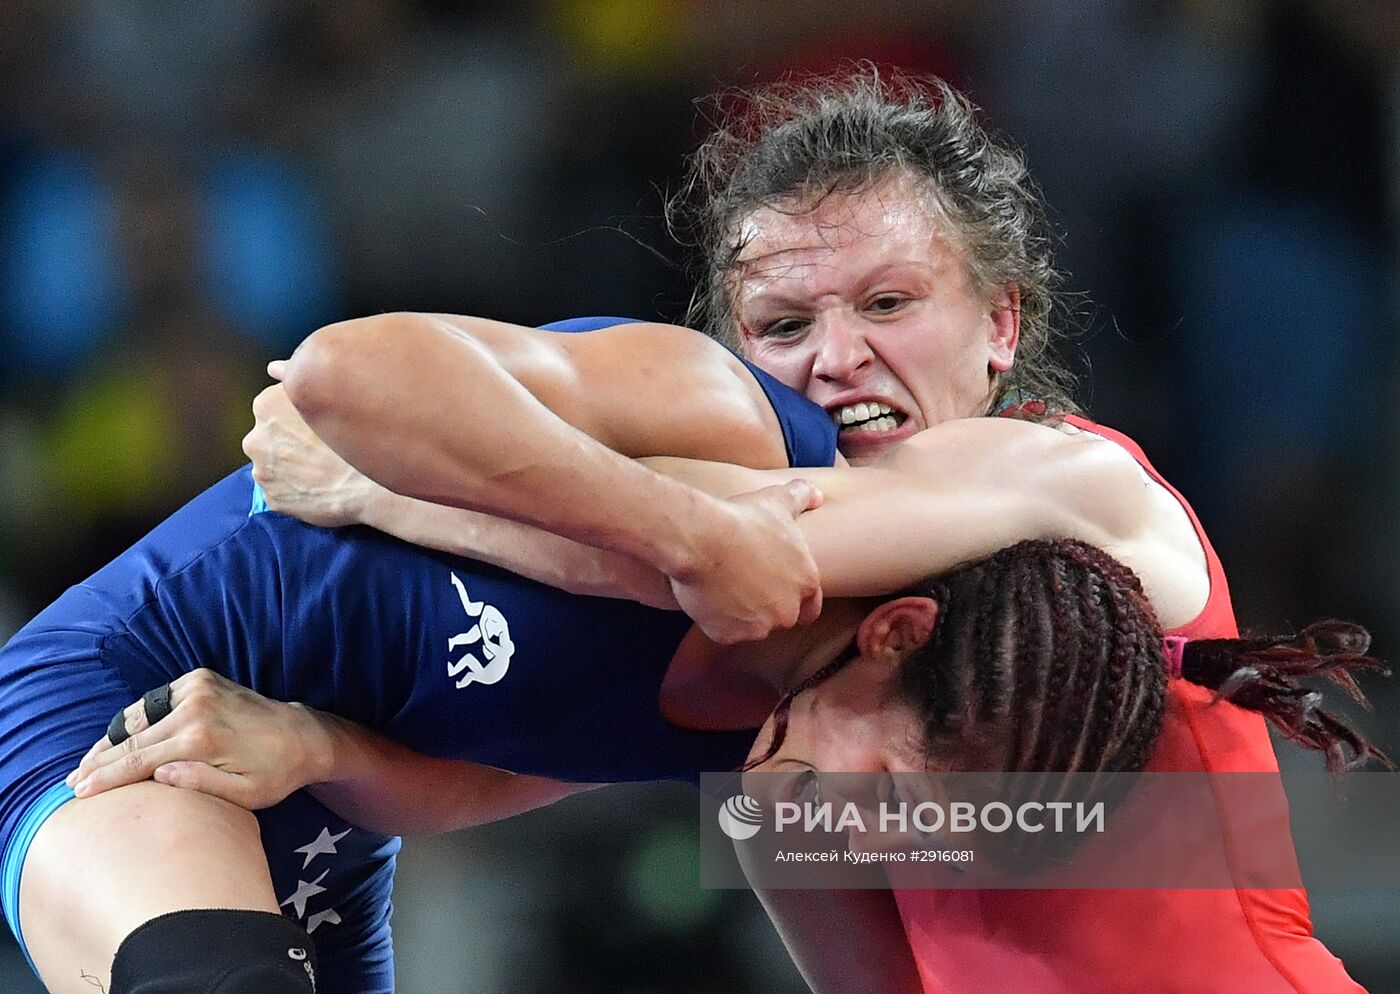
[780,478,823,516]
[267,359,289,381]
[156,762,255,808]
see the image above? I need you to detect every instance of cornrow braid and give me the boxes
[745,540,1389,780]
[895,539,1162,775]
[898,539,1389,776]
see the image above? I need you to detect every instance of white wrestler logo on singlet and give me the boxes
[447,573,515,689]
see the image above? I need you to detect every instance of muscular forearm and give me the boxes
[282,314,733,581]
[277,312,825,645]
[361,489,676,609]
[302,708,587,836]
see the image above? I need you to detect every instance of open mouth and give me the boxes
[830,401,908,434]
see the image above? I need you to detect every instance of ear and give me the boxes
[988,284,1021,374]
[857,597,940,659]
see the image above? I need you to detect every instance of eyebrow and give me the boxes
[739,260,932,295]
[738,290,812,313]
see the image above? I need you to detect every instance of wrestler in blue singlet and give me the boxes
[0,318,837,992]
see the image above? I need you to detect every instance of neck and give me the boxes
[769,599,871,691]
[660,600,870,730]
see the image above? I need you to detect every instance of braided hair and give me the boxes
[1177,622,1391,773]
[750,539,1390,774]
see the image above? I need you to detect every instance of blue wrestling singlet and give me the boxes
[0,317,838,990]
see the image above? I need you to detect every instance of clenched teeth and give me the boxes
[849,415,899,433]
[833,402,895,426]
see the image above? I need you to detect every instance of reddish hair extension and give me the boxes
[1182,622,1393,773]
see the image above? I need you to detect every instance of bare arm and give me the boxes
[280,314,822,643]
[68,669,594,836]
[732,820,922,993]
[244,384,677,607]
[642,417,1209,627]
[301,708,596,835]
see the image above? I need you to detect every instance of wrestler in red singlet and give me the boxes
[894,416,1367,994]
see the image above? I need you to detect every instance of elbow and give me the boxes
[280,323,344,420]
[282,313,422,422]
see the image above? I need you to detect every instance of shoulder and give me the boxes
[552,322,790,468]
[896,418,1149,507]
[554,319,732,362]
[947,417,1212,625]
[889,417,1181,563]
[887,418,1209,624]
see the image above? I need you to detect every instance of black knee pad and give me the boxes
[109,909,319,993]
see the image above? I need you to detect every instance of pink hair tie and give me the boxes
[1162,635,1188,680]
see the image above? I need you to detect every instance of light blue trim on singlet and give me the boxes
[2,779,77,976]
[250,481,269,516]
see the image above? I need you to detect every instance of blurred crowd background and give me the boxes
[1,0,1398,991]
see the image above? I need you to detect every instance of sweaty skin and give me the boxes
[734,172,1019,465]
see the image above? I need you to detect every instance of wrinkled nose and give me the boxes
[811,313,874,384]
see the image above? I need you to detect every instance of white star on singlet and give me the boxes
[306,908,342,934]
[294,827,352,869]
[280,869,330,919]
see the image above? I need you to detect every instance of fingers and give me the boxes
[154,762,255,809]
[680,478,825,643]
[66,694,159,788]
[62,669,281,810]
[69,708,174,787]
[250,384,284,421]
[71,734,201,798]
[796,586,824,627]
[777,478,823,629]
[735,479,823,517]
[67,671,210,790]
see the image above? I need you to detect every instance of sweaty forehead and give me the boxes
[732,176,972,300]
[736,183,940,263]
